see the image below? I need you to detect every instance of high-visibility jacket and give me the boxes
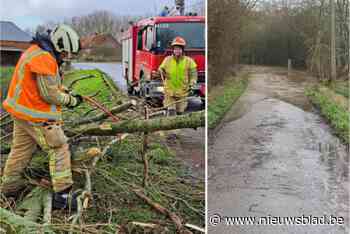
[3,45,62,122]
[159,55,197,97]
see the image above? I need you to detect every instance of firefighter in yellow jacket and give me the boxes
[159,36,198,115]
[1,25,82,208]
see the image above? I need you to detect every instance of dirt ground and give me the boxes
[208,66,349,234]
[163,97,205,180]
[167,126,205,180]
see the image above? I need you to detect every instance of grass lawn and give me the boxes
[208,73,249,129]
[0,66,14,102]
[330,80,349,98]
[306,85,349,144]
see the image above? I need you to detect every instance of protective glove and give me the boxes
[188,86,196,96]
[67,93,83,109]
[159,68,167,81]
[61,85,71,94]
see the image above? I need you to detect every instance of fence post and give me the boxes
[288,59,292,77]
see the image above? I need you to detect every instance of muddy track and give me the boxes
[208,66,349,234]
[164,98,205,180]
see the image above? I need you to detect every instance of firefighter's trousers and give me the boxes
[164,95,188,114]
[1,118,73,194]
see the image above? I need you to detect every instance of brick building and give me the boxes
[79,33,121,61]
[0,21,32,66]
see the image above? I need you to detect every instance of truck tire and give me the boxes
[201,98,205,109]
[127,85,134,95]
[139,73,146,97]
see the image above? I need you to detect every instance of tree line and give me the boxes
[208,0,259,86]
[30,11,143,41]
[28,0,205,42]
[209,0,349,86]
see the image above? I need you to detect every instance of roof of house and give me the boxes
[0,46,23,51]
[0,21,32,42]
[80,33,121,49]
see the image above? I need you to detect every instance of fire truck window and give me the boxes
[156,22,204,49]
[146,27,154,50]
[137,30,143,50]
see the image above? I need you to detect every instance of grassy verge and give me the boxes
[330,80,349,98]
[0,66,14,102]
[306,85,349,144]
[208,73,249,129]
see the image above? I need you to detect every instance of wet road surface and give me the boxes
[208,66,349,233]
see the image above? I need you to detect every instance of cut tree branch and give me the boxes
[132,188,192,234]
[142,106,149,187]
[70,101,135,125]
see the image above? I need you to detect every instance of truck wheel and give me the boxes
[139,74,146,97]
[127,85,134,95]
[201,98,205,109]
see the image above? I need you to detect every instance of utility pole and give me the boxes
[330,0,337,81]
[348,0,350,80]
[175,0,185,15]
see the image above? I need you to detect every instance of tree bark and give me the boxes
[331,0,337,80]
[67,111,204,137]
[1,112,203,155]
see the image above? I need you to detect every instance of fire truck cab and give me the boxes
[121,16,205,103]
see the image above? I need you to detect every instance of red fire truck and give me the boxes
[121,16,205,104]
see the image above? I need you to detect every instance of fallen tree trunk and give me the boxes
[2,112,204,154]
[67,111,204,137]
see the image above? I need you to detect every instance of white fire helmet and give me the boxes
[50,24,80,54]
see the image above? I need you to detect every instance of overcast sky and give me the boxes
[0,0,202,30]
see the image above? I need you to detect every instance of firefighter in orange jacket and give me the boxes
[1,25,82,208]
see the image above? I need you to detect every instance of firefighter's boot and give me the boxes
[53,187,78,211]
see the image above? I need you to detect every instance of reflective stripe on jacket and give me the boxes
[3,45,62,122]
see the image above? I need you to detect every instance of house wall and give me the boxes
[0,41,30,66]
[0,40,30,50]
[0,50,22,66]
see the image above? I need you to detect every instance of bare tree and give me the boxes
[330,0,336,80]
[209,0,250,86]
[237,0,349,81]
[34,10,145,42]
